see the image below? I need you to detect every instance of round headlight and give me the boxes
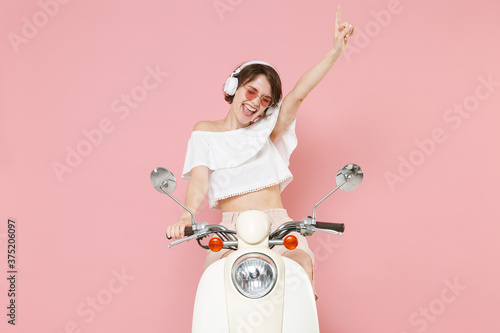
[231,253,277,299]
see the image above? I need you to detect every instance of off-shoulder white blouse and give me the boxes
[181,102,297,210]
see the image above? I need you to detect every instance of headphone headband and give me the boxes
[232,60,279,78]
[223,60,280,96]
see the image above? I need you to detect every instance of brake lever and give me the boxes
[167,233,202,248]
[311,227,343,237]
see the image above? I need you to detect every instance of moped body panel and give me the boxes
[282,257,319,332]
[192,258,229,332]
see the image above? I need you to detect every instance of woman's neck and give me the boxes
[223,105,249,131]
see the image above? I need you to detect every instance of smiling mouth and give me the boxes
[241,104,257,117]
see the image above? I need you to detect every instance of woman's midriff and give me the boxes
[218,184,283,212]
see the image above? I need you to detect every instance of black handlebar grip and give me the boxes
[166,226,194,240]
[184,226,194,237]
[315,222,345,233]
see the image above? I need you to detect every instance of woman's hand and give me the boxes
[271,4,355,139]
[332,4,354,56]
[166,217,191,241]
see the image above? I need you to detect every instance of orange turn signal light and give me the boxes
[283,235,298,250]
[208,237,224,252]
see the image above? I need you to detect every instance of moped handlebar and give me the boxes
[165,226,194,240]
[167,219,345,249]
[184,226,194,237]
[315,221,345,233]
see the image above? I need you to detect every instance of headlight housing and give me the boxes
[231,253,277,299]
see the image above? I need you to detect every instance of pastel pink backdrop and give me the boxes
[1,0,499,332]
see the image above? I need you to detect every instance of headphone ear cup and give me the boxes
[223,75,239,96]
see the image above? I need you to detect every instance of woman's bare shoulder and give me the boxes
[193,120,224,132]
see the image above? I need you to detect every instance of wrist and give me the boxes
[178,214,191,223]
[328,48,342,62]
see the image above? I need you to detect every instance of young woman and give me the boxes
[166,5,354,295]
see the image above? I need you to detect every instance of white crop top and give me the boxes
[181,102,298,210]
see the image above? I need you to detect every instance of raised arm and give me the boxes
[271,4,354,140]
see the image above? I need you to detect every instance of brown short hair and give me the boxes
[223,63,282,113]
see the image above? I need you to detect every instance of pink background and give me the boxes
[1,0,499,332]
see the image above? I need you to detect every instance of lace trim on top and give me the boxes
[209,174,293,210]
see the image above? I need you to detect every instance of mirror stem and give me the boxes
[312,179,347,221]
[161,187,195,226]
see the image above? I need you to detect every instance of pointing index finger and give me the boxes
[335,4,342,31]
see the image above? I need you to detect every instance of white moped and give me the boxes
[151,164,363,332]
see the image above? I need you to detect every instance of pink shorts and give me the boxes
[203,208,315,270]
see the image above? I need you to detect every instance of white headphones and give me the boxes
[223,60,280,96]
